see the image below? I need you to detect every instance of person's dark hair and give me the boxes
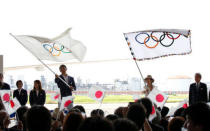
[185,102,210,131]
[195,73,202,78]
[106,114,118,122]
[17,106,29,131]
[63,112,84,131]
[90,109,104,117]
[174,107,185,117]
[16,106,28,122]
[136,98,152,118]
[114,107,125,118]
[33,80,42,91]
[126,103,146,129]
[113,118,138,131]
[26,106,51,131]
[59,64,67,70]
[78,116,114,131]
[161,106,169,118]
[73,105,86,113]
[16,80,23,87]
[168,116,185,131]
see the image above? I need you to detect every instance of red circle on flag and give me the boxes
[54,94,60,99]
[156,94,164,102]
[183,103,188,109]
[95,91,103,98]
[3,93,10,102]
[64,100,72,107]
[10,100,15,108]
[151,106,155,115]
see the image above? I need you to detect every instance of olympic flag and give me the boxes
[124,29,191,61]
[11,28,87,62]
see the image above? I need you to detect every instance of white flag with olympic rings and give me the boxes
[12,28,87,62]
[124,29,191,61]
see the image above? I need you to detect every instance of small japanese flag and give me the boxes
[51,92,61,101]
[88,86,105,103]
[60,96,75,111]
[149,103,157,121]
[0,90,11,103]
[9,97,21,111]
[168,99,188,116]
[147,88,168,108]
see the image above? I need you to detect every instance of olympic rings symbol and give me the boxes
[135,32,181,48]
[42,42,72,56]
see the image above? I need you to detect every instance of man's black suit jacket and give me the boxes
[13,89,28,106]
[189,82,208,105]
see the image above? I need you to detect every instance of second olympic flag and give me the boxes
[124,29,191,61]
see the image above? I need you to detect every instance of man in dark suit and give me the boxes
[189,73,208,105]
[0,73,10,90]
[55,65,76,99]
[13,80,28,106]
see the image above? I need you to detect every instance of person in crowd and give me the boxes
[90,109,104,117]
[55,65,76,98]
[26,105,51,131]
[114,107,128,118]
[16,106,28,131]
[78,116,114,131]
[189,73,208,105]
[106,114,118,122]
[137,98,164,131]
[0,73,10,90]
[143,75,155,96]
[62,112,84,131]
[73,105,86,118]
[113,118,138,131]
[13,80,28,106]
[168,116,185,131]
[183,102,210,131]
[159,106,170,131]
[29,80,46,106]
[126,103,152,131]
[0,110,22,131]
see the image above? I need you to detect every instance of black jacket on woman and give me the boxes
[29,89,46,106]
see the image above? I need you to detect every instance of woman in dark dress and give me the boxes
[29,80,46,106]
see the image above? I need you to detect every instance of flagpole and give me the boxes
[134,60,146,87]
[10,33,71,88]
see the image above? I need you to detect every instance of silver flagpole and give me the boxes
[9,33,71,88]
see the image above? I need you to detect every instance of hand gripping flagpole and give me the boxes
[10,33,71,89]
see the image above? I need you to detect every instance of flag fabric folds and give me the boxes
[124,29,191,61]
[51,91,61,101]
[147,88,168,108]
[0,90,21,114]
[149,103,157,121]
[12,28,87,62]
[59,96,75,111]
[88,86,105,103]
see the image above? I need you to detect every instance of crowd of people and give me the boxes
[0,65,210,131]
[0,97,210,131]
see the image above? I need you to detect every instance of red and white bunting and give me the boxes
[147,88,168,108]
[88,86,105,103]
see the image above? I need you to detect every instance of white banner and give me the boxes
[124,29,191,61]
[12,28,87,62]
